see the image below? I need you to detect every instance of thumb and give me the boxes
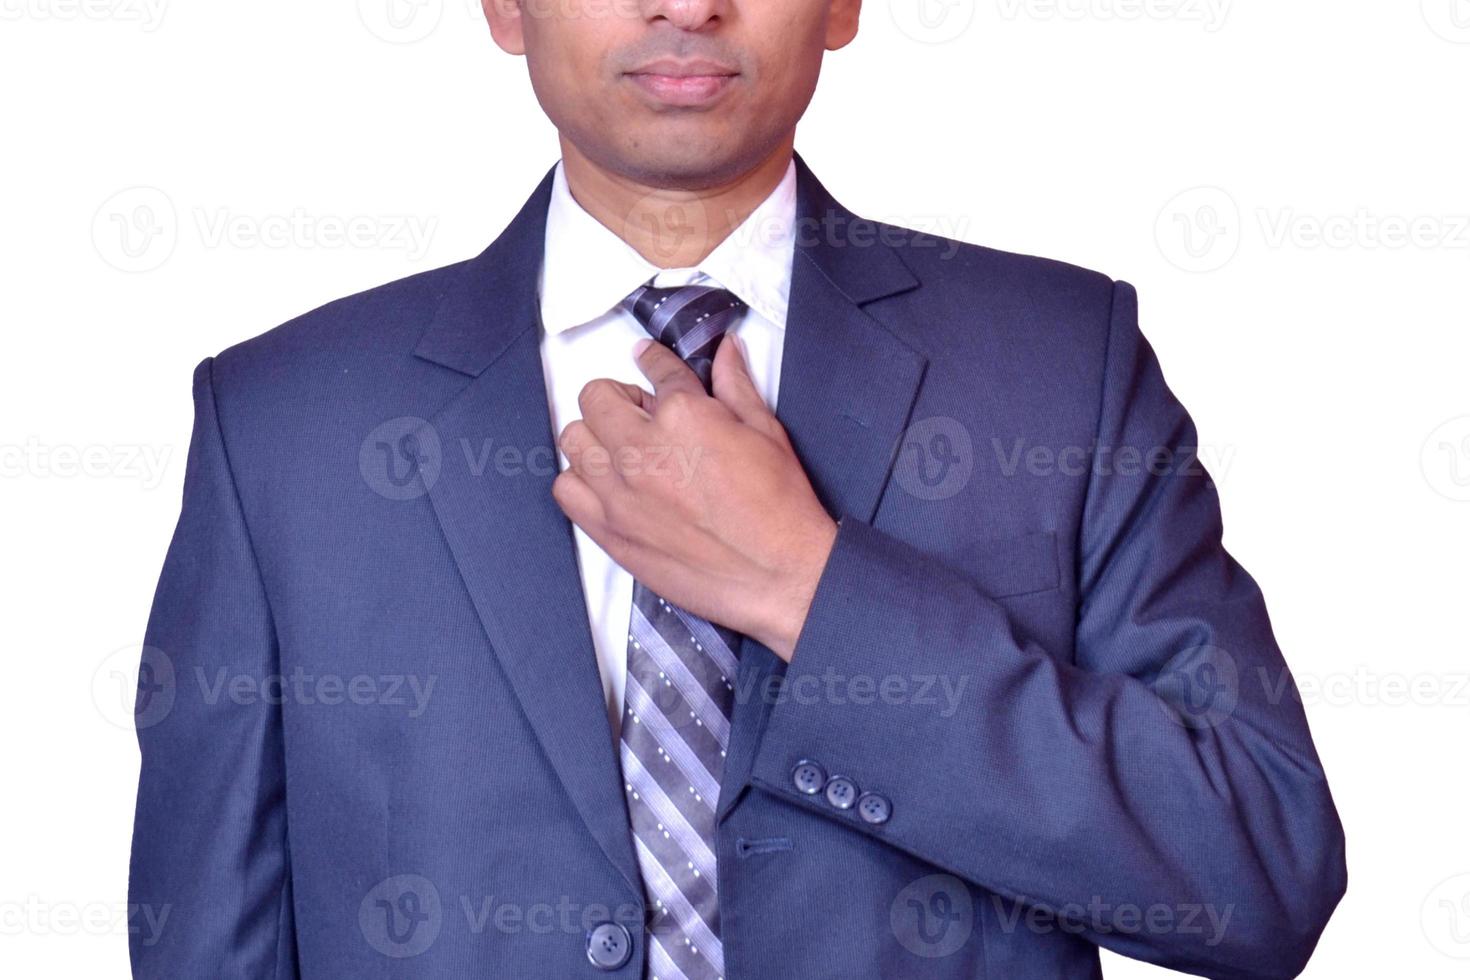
[711,333,782,437]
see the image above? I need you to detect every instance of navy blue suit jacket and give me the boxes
[129,153,1346,978]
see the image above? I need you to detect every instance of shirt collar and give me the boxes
[537,156,797,336]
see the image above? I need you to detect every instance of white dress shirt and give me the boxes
[536,157,797,738]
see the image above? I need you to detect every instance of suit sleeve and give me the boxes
[128,357,298,978]
[750,281,1346,979]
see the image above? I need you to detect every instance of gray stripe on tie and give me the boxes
[622,744,719,885]
[625,675,720,809]
[634,837,725,975]
[648,288,710,342]
[649,934,693,980]
[625,635,728,774]
[670,605,740,681]
[673,304,741,360]
[631,604,731,746]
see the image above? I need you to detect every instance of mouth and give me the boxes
[623,58,740,109]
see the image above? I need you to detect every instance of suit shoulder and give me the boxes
[881,221,1117,308]
[207,259,471,393]
[870,223,1125,363]
[866,225,1133,443]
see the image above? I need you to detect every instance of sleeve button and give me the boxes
[791,759,827,795]
[857,792,892,825]
[824,775,858,810]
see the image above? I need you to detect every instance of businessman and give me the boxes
[129,1,1347,977]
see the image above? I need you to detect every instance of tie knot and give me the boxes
[621,282,747,391]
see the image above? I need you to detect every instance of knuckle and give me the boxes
[551,472,585,513]
[559,420,588,452]
[578,380,614,412]
[611,444,644,482]
[579,443,613,478]
[659,390,698,419]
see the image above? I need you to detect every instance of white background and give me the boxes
[2,0,1468,976]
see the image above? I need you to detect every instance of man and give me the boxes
[129,0,1346,977]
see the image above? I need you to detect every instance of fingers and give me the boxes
[557,419,622,496]
[550,469,607,533]
[635,339,706,403]
[578,378,652,417]
[712,333,792,446]
[554,467,666,588]
[577,377,652,448]
[711,334,770,425]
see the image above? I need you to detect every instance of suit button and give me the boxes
[791,759,827,795]
[824,775,858,810]
[857,792,892,825]
[586,921,632,970]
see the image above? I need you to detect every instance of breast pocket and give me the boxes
[952,529,1060,599]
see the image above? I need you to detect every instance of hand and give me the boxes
[552,335,838,661]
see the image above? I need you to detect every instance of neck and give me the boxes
[558,137,795,269]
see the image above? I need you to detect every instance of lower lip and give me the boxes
[626,73,737,108]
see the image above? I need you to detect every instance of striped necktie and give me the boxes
[617,280,747,980]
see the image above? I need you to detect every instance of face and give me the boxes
[485,0,861,189]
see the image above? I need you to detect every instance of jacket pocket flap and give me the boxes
[953,529,1060,598]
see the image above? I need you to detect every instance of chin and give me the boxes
[619,134,768,190]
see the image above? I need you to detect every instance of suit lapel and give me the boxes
[718,152,929,821]
[413,164,641,894]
